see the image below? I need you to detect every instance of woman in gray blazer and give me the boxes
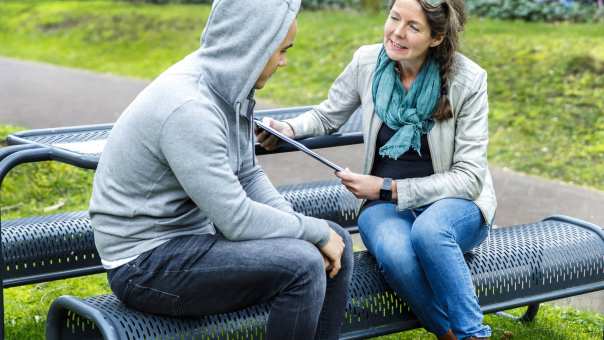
[258,0,496,339]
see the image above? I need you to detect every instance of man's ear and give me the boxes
[430,34,445,47]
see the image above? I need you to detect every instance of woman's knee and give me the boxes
[366,235,417,281]
[410,218,451,254]
[357,204,400,254]
[358,203,395,230]
[410,199,484,254]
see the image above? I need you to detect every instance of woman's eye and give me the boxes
[390,16,399,21]
[410,25,419,32]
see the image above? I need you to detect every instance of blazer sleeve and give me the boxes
[284,49,362,138]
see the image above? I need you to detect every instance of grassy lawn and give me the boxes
[0,1,603,339]
[0,1,602,190]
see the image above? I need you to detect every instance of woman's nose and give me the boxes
[393,23,406,38]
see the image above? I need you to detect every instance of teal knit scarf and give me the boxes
[372,46,441,159]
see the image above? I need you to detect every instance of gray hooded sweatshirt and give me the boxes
[89,0,330,264]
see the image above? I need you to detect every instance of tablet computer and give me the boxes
[255,119,344,172]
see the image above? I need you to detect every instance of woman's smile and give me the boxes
[389,39,409,51]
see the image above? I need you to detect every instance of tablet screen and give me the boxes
[255,119,344,172]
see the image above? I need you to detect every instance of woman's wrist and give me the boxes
[378,177,397,202]
[281,120,296,137]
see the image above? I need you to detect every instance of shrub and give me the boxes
[117,0,390,10]
[466,0,603,22]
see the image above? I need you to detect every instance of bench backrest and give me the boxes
[2,180,358,287]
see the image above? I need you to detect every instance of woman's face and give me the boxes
[384,0,443,65]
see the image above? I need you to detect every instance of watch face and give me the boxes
[380,178,392,201]
[380,189,391,201]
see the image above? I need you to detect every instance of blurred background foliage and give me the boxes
[122,0,604,21]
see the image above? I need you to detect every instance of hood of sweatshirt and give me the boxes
[197,0,300,114]
[187,0,300,173]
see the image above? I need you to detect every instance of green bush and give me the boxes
[466,0,603,22]
[301,0,360,9]
[118,0,382,10]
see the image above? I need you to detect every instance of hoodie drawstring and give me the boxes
[235,101,242,176]
[233,91,256,175]
[247,94,257,167]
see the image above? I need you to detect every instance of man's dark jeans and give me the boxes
[107,221,353,340]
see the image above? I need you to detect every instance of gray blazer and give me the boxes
[285,44,497,224]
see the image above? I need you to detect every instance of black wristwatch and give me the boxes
[380,177,393,202]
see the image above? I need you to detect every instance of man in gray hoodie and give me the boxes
[89,0,353,338]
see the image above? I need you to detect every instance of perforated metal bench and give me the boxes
[2,106,604,339]
[0,106,362,337]
[44,209,604,340]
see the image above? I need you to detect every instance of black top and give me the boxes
[363,123,434,210]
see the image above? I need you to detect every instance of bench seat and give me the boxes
[1,212,100,288]
[45,216,604,340]
[1,181,357,289]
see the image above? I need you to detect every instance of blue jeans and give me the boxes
[107,221,353,340]
[358,198,491,339]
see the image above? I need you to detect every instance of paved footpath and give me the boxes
[2,57,602,313]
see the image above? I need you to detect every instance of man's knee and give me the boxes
[326,220,352,249]
[288,239,327,281]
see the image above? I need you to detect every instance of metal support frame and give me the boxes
[0,146,44,338]
[496,304,540,322]
[0,146,98,339]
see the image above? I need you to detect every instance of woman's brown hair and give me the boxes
[389,0,465,120]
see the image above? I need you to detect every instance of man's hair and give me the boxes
[389,0,466,121]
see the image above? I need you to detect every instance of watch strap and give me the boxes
[380,177,393,201]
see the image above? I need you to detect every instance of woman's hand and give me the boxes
[254,117,294,151]
[335,168,383,200]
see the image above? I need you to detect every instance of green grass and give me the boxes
[0,1,603,339]
[4,274,109,339]
[0,126,94,221]
[374,304,604,339]
[464,20,604,190]
[0,1,602,189]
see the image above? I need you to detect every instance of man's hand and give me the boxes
[319,229,345,279]
[254,117,295,151]
[322,254,331,271]
[335,168,383,200]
